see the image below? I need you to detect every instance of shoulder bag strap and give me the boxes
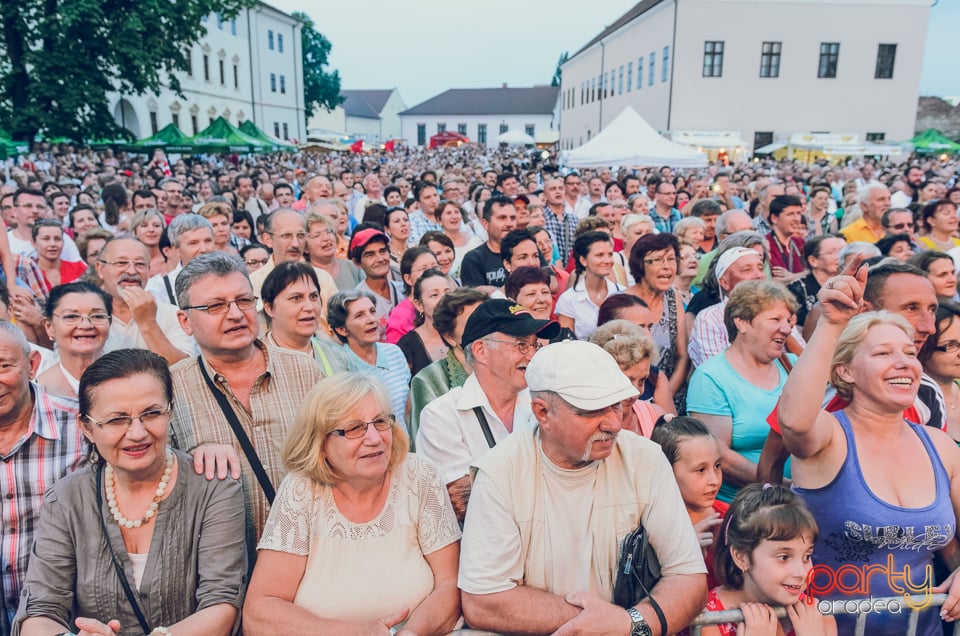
[472,407,496,449]
[96,463,152,635]
[162,274,176,306]
[196,356,275,503]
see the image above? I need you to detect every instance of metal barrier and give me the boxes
[688,594,959,636]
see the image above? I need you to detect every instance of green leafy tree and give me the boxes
[551,51,570,87]
[292,11,343,119]
[0,0,251,141]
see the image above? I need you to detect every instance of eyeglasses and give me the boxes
[98,259,150,271]
[329,414,395,439]
[266,231,307,242]
[643,256,677,267]
[181,295,258,314]
[935,341,960,354]
[53,312,111,326]
[308,229,335,239]
[484,338,543,355]
[888,222,915,230]
[245,258,269,267]
[83,405,171,430]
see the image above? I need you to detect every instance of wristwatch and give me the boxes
[627,607,652,636]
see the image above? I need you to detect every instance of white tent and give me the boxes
[497,130,536,145]
[564,107,707,168]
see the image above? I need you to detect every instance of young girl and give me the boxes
[652,416,726,585]
[703,484,836,636]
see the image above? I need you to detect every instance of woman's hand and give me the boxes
[816,254,867,327]
[11,293,43,328]
[787,598,831,636]
[75,616,121,635]
[934,566,960,621]
[736,602,778,636]
[694,512,723,548]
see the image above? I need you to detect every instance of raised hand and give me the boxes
[816,253,867,327]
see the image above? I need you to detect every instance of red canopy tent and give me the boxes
[429,131,469,149]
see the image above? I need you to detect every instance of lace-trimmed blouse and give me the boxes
[257,454,460,623]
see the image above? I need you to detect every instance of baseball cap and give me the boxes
[349,228,389,260]
[460,299,560,349]
[513,194,530,206]
[715,246,762,281]
[526,340,638,410]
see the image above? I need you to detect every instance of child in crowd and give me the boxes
[652,416,726,585]
[701,484,836,636]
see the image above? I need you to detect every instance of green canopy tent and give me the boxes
[123,124,195,154]
[238,120,296,152]
[0,132,29,160]
[187,117,272,154]
[908,129,960,154]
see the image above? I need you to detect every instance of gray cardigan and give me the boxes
[13,449,247,636]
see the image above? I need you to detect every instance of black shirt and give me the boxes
[460,243,506,287]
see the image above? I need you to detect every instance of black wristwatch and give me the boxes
[627,607,652,636]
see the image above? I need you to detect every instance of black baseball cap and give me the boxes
[460,299,560,349]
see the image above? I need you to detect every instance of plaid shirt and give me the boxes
[0,383,84,625]
[543,204,578,264]
[408,210,443,245]
[651,207,683,234]
[169,342,323,557]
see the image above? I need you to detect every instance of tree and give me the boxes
[551,51,570,87]
[292,11,343,120]
[0,0,251,142]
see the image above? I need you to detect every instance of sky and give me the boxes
[269,0,958,107]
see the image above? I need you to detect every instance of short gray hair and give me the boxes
[175,251,248,308]
[130,208,166,236]
[857,183,888,206]
[326,290,377,343]
[715,210,751,238]
[167,213,213,248]
[0,321,31,357]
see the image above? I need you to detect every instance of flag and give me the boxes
[384,140,395,152]
[350,140,363,153]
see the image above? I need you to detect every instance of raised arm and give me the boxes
[779,257,866,459]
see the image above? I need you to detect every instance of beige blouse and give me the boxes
[258,454,460,623]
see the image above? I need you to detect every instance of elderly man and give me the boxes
[170,251,323,557]
[145,214,214,306]
[351,172,385,222]
[0,321,85,628]
[291,175,331,212]
[840,184,891,244]
[97,237,194,363]
[417,299,559,521]
[688,246,768,366]
[250,208,337,306]
[459,340,706,636]
[693,210,754,286]
[235,176,269,221]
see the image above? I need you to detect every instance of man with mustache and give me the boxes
[96,237,194,364]
[459,340,706,636]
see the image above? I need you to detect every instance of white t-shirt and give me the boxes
[7,229,81,261]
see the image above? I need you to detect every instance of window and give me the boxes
[875,44,896,79]
[203,55,210,81]
[618,65,624,95]
[186,51,193,77]
[648,53,655,85]
[866,132,886,142]
[499,123,509,134]
[209,117,215,126]
[149,112,158,134]
[274,122,280,137]
[600,73,605,99]
[417,124,426,146]
[703,41,724,77]
[216,13,223,29]
[191,115,198,134]
[753,131,773,149]
[270,73,276,92]
[268,30,274,50]
[457,123,467,135]
[282,123,289,139]
[231,19,236,35]
[172,113,180,129]
[590,77,596,101]
[525,125,535,137]
[233,64,239,88]
[278,34,284,53]
[609,70,615,99]
[219,59,225,85]
[478,124,487,144]
[662,46,669,82]
[627,62,632,92]
[580,82,584,105]
[760,42,782,78]
[818,42,840,78]
[637,57,643,89]
[435,123,445,133]
[280,75,286,94]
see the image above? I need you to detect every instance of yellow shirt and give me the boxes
[841,218,882,244]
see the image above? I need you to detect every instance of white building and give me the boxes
[110,2,305,143]
[399,86,560,148]
[306,89,406,143]
[559,0,930,153]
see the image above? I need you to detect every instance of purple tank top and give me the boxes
[794,410,955,636]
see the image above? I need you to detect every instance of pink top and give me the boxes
[385,297,416,344]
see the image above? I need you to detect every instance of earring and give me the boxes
[88,446,100,464]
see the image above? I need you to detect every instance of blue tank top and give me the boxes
[794,410,955,636]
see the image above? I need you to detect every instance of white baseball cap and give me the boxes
[526,340,638,410]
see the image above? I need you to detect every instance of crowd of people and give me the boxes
[0,141,958,635]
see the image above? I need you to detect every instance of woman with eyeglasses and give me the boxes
[919,302,960,444]
[240,243,270,275]
[14,349,247,636]
[244,373,461,635]
[35,282,112,398]
[304,212,364,291]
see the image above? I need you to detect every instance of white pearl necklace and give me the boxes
[105,448,175,529]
